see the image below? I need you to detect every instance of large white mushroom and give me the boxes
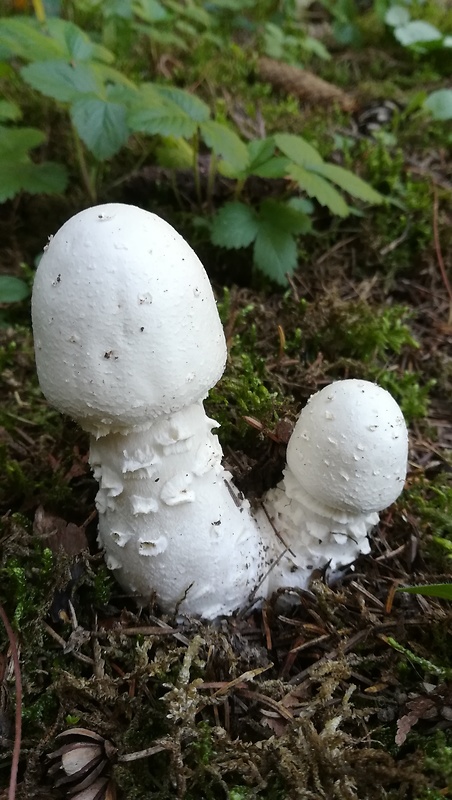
[258,379,408,593]
[32,203,267,618]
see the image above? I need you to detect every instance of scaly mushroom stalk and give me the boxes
[258,379,408,592]
[32,203,267,618]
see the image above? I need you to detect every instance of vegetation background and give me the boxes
[0,0,452,798]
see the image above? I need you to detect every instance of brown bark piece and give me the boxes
[257,57,357,112]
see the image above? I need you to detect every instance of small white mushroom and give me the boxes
[259,379,408,592]
[32,203,267,618]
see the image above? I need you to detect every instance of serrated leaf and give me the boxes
[253,225,297,285]
[93,62,137,90]
[424,89,452,121]
[259,199,311,235]
[251,156,289,179]
[0,159,67,202]
[0,276,30,302]
[288,163,350,217]
[151,84,210,122]
[71,97,129,159]
[274,132,323,167]
[398,584,452,601]
[21,60,103,103]
[0,100,22,122]
[45,18,96,62]
[0,18,64,61]
[128,105,197,138]
[133,0,168,23]
[211,202,259,249]
[0,125,45,157]
[200,120,248,170]
[309,162,383,204]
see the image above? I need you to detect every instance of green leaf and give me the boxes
[155,136,193,168]
[0,125,45,158]
[133,0,168,23]
[0,276,29,302]
[200,120,248,170]
[21,60,103,103]
[384,6,410,27]
[259,199,311,235]
[0,18,64,61]
[0,160,67,202]
[45,18,112,62]
[0,100,22,122]
[210,202,259,249]
[253,225,297,285]
[288,163,350,217]
[128,105,197,139]
[394,20,442,48]
[309,162,383,204]
[274,132,323,167]
[424,89,452,121]
[152,84,210,122]
[71,96,129,159]
[398,584,452,601]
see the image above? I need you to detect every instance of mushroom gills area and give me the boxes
[90,402,268,618]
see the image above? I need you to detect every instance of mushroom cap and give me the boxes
[32,204,226,433]
[286,379,408,514]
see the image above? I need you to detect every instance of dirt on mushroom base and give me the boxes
[1,198,452,799]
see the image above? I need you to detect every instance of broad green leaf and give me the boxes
[0,275,29,302]
[155,136,193,169]
[71,97,129,159]
[288,163,350,217]
[424,89,452,121]
[259,199,311,235]
[384,6,410,27]
[0,100,22,122]
[275,132,323,167]
[21,60,103,103]
[93,62,137,89]
[302,35,331,60]
[251,156,289,179]
[128,105,197,139]
[0,125,45,157]
[46,19,114,63]
[210,202,259,249]
[19,161,67,194]
[152,84,210,122]
[0,18,64,61]
[200,120,248,171]
[133,0,168,23]
[253,224,298,285]
[394,20,442,48]
[309,162,383,204]
[287,196,314,215]
[398,584,452,601]
[0,159,67,202]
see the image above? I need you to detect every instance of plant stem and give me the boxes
[118,741,170,762]
[0,603,22,800]
[192,129,202,207]
[32,0,46,23]
[72,128,97,204]
[206,153,217,211]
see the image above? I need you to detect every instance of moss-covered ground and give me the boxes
[1,2,452,798]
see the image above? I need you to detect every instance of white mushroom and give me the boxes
[32,203,267,618]
[258,379,408,592]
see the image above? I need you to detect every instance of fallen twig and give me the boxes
[0,604,22,800]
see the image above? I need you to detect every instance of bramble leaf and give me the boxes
[424,89,452,121]
[253,224,298,285]
[309,162,383,204]
[200,120,248,170]
[21,60,103,103]
[275,132,323,166]
[288,163,350,217]
[0,276,29,303]
[152,84,210,122]
[211,202,259,248]
[70,96,129,159]
[0,18,64,61]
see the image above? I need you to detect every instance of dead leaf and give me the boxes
[33,505,88,557]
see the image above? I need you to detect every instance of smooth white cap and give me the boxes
[32,204,226,434]
[286,379,408,514]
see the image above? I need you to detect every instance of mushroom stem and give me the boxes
[90,401,268,618]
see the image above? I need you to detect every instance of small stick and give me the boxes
[432,187,452,324]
